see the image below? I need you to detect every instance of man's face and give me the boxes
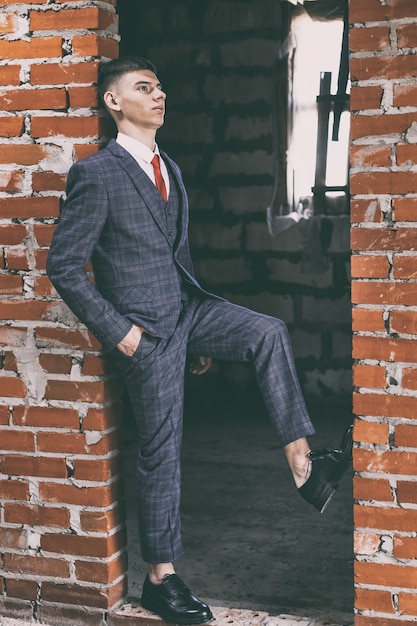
[107,69,166,131]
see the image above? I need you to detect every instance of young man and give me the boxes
[47,56,352,625]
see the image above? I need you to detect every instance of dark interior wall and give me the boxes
[116,0,352,398]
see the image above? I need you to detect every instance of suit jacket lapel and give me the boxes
[106,139,169,241]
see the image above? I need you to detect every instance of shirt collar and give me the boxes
[116,132,161,164]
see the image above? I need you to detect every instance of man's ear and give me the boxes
[103,90,121,112]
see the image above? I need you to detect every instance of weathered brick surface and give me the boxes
[0,0,125,622]
[350,0,417,622]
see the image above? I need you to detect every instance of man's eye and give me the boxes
[138,86,149,92]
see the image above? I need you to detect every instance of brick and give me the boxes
[74,143,100,161]
[0,171,24,192]
[34,275,54,297]
[399,592,417,616]
[350,144,391,168]
[72,35,118,59]
[30,7,116,31]
[0,88,67,112]
[394,536,417,559]
[33,223,55,246]
[350,86,383,111]
[41,529,125,558]
[353,390,417,418]
[0,116,24,137]
[354,448,417,476]
[0,37,63,60]
[354,419,388,445]
[352,308,385,332]
[0,479,29,500]
[402,368,417,391]
[397,143,417,166]
[393,256,417,279]
[350,0,417,22]
[355,618,411,626]
[82,405,122,431]
[0,197,59,219]
[0,377,27,398]
[4,351,18,372]
[355,559,417,589]
[34,248,49,270]
[0,405,9,425]
[397,481,417,505]
[0,527,27,550]
[350,198,383,223]
[349,26,391,53]
[4,503,70,528]
[397,23,417,50]
[0,300,56,321]
[42,578,126,610]
[0,224,28,246]
[4,579,38,601]
[0,327,26,347]
[351,255,390,279]
[68,85,99,108]
[353,364,386,389]
[6,248,29,271]
[37,604,106,626]
[351,55,417,82]
[40,481,119,507]
[75,553,127,584]
[394,424,417,448]
[0,275,22,295]
[31,115,101,138]
[353,476,392,502]
[73,456,121,481]
[394,83,417,108]
[44,379,122,403]
[35,327,101,350]
[0,65,20,86]
[391,310,417,334]
[1,144,50,166]
[39,353,72,374]
[36,432,91,455]
[32,172,66,192]
[13,405,79,429]
[81,354,110,376]
[0,13,17,35]
[79,507,123,533]
[354,530,383,555]
[355,504,417,533]
[352,281,417,306]
[0,430,34,452]
[393,197,417,221]
[31,61,98,86]
[351,112,417,141]
[0,455,67,478]
[4,554,69,579]
[355,588,394,614]
[351,171,417,195]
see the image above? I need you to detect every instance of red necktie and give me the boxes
[151,154,168,202]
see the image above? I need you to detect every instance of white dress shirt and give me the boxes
[116,132,170,197]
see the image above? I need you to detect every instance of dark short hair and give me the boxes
[97,56,158,107]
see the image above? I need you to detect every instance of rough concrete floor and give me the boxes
[122,382,354,626]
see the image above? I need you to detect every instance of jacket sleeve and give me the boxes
[46,159,133,352]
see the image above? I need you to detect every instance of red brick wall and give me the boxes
[0,1,125,623]
[350,0,417,623]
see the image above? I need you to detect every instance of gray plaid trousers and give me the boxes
[113,294,315,563]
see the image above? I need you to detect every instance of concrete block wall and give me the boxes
[119,0,352,397]
[0,1,126,623]
[350,0,417,623]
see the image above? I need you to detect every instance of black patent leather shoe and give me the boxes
[141,574,213,625]
[298,424,353,513]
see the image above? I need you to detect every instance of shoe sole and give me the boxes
[141,600,214,625]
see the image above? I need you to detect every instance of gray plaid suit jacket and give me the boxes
[47,139,208,352]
